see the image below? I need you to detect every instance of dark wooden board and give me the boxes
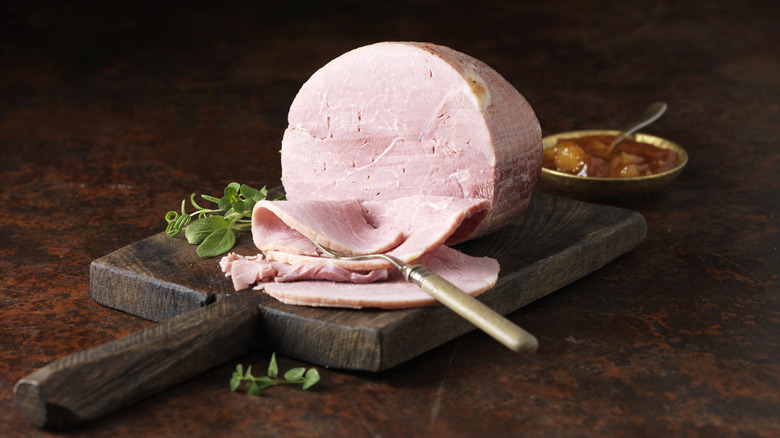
[89,192,647,372]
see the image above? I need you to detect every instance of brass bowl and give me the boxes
[539,129,688,201]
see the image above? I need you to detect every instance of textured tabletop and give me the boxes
[1,1,778,436]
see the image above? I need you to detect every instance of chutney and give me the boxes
[543,135,679,178]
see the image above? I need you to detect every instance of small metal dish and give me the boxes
[539,130,688,201]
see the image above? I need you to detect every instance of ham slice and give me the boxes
[262,245,500,309]
[220,253,389,291]
[280,41,542,242]
[251,195,490,270]
[252,199,405,256]
[238,194,499,307]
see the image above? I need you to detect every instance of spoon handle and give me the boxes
[608,101,668,151]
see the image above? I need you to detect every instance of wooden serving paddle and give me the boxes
[13,192,648,429]
[13,290,264,429]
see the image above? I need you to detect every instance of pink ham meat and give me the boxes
[219,42,542,309]
[220,194,500,308]
[262,245,500,309]
[251,199,405,256]
[220,252,388,291]
[280,41,542,241]
[252,195,490,270]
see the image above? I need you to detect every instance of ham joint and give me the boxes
[281,41,542,240]
[220,42,543,309]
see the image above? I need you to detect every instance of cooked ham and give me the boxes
[218,42,541,309]
[252,199,404,256]
[361,195,490,254]
[280,41,542,242]
[262,245,500,309]
[251,195,490,269]
[220,252,389,291]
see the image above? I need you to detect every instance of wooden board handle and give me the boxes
[13,292,262,429]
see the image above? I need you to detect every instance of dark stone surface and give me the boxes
[1,0,778,436]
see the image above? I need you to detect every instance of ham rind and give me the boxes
[261,245,500,309]
[280,41,542,243]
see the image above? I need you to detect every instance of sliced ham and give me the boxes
[218,42,542,309]
[262,245,500,309]
[280,41,542,242]
[361,195,490,254]
[251,195,490,270]
[220,252,389,291]
[252,199,404,256]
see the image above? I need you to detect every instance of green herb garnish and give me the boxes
[230,353,320,395]
[164,182,283,257]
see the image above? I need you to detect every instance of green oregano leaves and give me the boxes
[165,183,284,257]
[231,353,320,395]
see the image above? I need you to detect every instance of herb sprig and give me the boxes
[165,182,282,257]
[230,353,320,395]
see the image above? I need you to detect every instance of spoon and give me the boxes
[606,101,668,154]
[312,241,539,353]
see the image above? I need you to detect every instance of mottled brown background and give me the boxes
[1,0,778,436]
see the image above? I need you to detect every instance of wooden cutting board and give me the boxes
[89,192,646,372]
[14,192,648,429]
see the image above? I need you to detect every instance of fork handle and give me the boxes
[404,266,539,353]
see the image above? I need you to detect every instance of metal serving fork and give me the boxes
[313,241,539,353]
